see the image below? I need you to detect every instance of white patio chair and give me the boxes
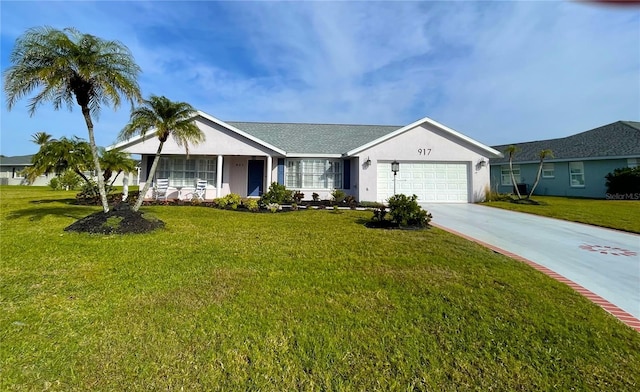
[154,178,170,201]
[194,180,207,201]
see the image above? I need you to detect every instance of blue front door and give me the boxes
[247,160,264,196]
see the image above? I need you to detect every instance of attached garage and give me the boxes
[377,162,469,203]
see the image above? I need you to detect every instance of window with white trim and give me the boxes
[154,157,217,187]
[569,161,585,187]
[285,159,343,189]
[542,163,555,178]
[628,158,639,168]
[501,165,520,186]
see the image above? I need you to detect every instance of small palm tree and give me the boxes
[99,148,137,187]
[527,149,554,199]
[504,145,522,199]
[4,26,142,212]
[27,136,94,185]
[119,95,205,211]
[31,131,53,146]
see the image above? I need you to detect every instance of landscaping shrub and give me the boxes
[387,194,432,227]
[266,202,281,213]
[242,198,260,212]
[76,180,112,204]
[48,177,60,190]
[292,191,304,203]
[59,170,82,190]
[605,167,640,195]
[371,205,388,222]
[216,193,242,209]
[261,182,293,205]
[331,189,346,203]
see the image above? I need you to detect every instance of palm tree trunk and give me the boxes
[110,170,123,187]
[528,161,544,199]
[133,141,165,212]
[81,106,110,212]
[509,157,522,199]
[74,168,92,187]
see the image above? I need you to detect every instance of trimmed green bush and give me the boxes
[242,198,260,212]
[216,193,242,209]
[261,182,293,205]
[387,194,432,227]
[48,177,60,190]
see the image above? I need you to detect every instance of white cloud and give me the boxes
[1,0,638,155]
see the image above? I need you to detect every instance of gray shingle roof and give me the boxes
[490,121,640,164]
[0,154,33,166]
[226,121,402,155]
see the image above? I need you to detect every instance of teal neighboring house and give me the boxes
[490,121,640,199]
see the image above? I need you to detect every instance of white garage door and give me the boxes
[377,162,469,203]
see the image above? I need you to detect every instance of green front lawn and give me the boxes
[483,196,640,233]
[2,186,639,390]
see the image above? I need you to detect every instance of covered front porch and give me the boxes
[140,154,276,201]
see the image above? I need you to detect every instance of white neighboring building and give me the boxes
[0,154,138,187]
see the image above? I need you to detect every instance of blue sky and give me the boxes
[1,0,639,156]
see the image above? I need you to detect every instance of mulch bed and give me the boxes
[64,202,165,234]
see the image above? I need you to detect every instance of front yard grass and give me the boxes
[2,186,639,390]
[484,196,640,234]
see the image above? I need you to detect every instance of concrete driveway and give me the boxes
[422,203,640,328]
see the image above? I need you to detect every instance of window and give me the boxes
[285,159,343,189]
[154,156,217,187]
[12,167,24,179]
[628,158,639,168]
[569,162,585,187]
[542,163,555,178]
[501,165,520,186]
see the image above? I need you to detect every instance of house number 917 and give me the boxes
[418,148,432,156]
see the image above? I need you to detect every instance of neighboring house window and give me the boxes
[501,165,520,186]
[628,158,639,168]
[12,167,24,179]
[569,162,585,187]
[542,163,555,178]
[285,159,343,189]
[155,157,217,187]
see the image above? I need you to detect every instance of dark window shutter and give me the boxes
[277,158,285,184]
[343,159,350,189]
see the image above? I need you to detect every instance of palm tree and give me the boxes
[119,95,205,211]
[99,148,137,186]
[504,145,522,199]
[4,26,142,212]
[27,136,94,185]
[31,131,53,146]
[527,149,554,199]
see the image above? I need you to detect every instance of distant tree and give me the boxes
[26,136,94,186]
[31,131,53,146]
[504,145,522,199]
[119,95,204,211]
[99,148,137,186]
[4,26,142,212]
[527,149,554,199]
